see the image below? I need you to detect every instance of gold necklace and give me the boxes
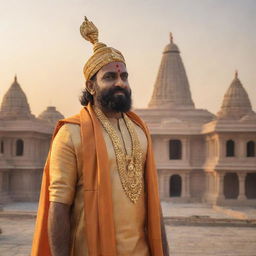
[94,106,144,203]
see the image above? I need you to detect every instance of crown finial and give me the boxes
[235,70,238,79]
[14,74,17,82]
[170,32,173,43]
[80,16,99,45]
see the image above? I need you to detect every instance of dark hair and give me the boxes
[79,73,97,106]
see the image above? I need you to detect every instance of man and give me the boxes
[31,17,169,256]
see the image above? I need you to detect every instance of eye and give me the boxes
[121,73,128,80]
[103,73,115,80]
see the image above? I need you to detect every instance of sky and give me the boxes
[0,0,255,117]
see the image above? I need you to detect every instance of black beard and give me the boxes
[97,86,132,113]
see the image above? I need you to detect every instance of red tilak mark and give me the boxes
[116,64,119,67]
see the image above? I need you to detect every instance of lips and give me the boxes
[113,88,127,95]
[114,90,125,94]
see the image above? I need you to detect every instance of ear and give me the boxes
[85,80,95,93]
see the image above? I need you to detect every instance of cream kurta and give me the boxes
[49,115,150,256]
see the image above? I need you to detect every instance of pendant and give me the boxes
[127,161,135,171]
[126,155,134,171]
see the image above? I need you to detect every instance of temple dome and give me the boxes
[217,71,252,120]
[163,40,180,53]
[0,76,34,120]
[38,106,64,125]
[148,33,195,109]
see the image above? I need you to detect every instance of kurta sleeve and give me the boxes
[49,124,78,205]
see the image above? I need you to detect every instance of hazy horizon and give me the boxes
[0,0,255,117]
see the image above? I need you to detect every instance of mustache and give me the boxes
[105,86,131,96]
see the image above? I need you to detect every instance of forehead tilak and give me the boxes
[115,64,121,73]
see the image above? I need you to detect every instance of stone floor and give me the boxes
[0,202,256,256]
[0,215,35,256]
[162,202,233,218]
[167,226,256,256]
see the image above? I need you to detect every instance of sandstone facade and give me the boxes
[136,34,256,206]
[0,76,64,202]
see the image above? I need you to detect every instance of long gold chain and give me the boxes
[94,107,144,203]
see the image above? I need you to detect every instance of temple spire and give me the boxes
[0,76,34,120]
[170,32,173,44]
[148,33,195,109]
[217,72,252,119]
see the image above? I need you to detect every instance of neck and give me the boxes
[94,102,123,119]
[104,111,122,119]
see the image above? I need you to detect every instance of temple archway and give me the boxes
[0,140,4,154]
[224,173,239,199]
[169,175,182,197]
[245,173,256,199]
[247,141,255,157]
[16,139,24,156]
[226,140,235,157]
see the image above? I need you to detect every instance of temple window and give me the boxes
[16,139,24,156]
[169,139,182,160]
[247,141,255,157]
[226,140,235,157]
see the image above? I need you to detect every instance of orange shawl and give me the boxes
[31,104,163,256]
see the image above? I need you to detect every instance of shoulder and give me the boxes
[54,111,81,139]
[57,123,80,136]
[53,123,81,148]
[64,123,80,134]
[61,113,80,124]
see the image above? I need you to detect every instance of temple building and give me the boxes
[136,34,256,206]
[0,76,64,202]
[0,34,255,206]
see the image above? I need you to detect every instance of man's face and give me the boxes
[93,62,132,113]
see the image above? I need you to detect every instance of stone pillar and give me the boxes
[217,172,225,200]
[181,173,189,198]
[161,174,169,198]
[238,173,247,200]
[209,139,213,158]
[183,137,188,162]
[237,138,243,159]
[185,137,191,163]
[185,172,190,197]
[5,138,12,158]
[219,139,225,160]
[158,171,165,198]
[27,138,33,159]
[215,136,220,160]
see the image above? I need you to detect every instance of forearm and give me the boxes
[48,202,71,256]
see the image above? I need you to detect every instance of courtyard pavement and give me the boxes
[0,202,255,256]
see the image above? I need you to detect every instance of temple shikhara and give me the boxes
[0,34,255,206]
